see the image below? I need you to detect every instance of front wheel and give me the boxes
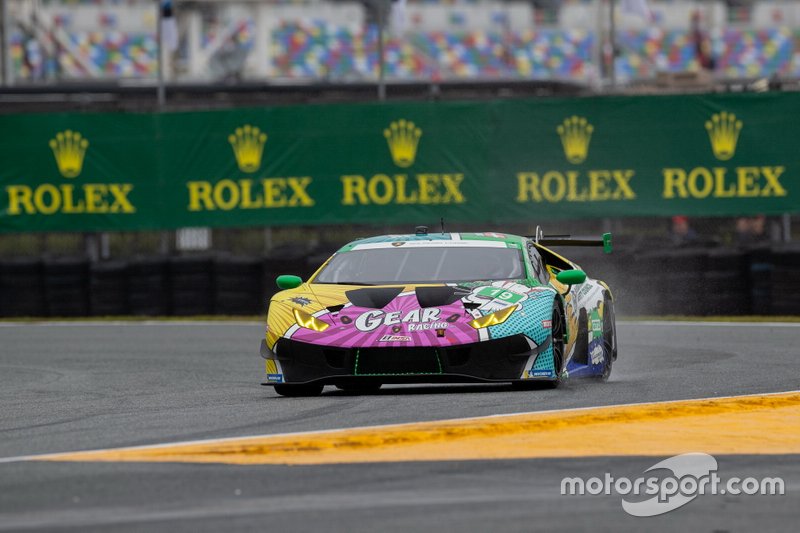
[547,300,565,388]
[515,301,564,391]
[273,383,324,397]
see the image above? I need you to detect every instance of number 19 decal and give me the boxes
[476,286,524,304]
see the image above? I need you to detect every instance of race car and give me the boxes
[260,228,617,396]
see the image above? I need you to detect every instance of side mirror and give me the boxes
[276,274,303,290]
[556,269,587,286]
[602,232,613,254]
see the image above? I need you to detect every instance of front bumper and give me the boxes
[260,334,552,386]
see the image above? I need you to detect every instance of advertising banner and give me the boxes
[0,92,795,233]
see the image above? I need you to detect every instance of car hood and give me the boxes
[268,280,553,349]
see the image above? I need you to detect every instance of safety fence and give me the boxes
[1,244,798,317]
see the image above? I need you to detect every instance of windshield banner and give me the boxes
[0,93,796,232]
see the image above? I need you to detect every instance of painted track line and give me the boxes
[2,389,799,466]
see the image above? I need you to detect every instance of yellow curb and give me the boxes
[38,392,800,465]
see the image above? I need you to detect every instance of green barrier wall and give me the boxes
[1,92,797,233]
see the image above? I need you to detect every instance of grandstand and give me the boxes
[3,0,800,87]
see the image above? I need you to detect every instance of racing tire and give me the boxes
[335,383,383,394]
[545,301,565,389]
[273,384,324,397]
[513,301,564,390]
[597,293,616,381]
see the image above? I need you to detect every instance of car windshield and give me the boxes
[313,246,525,285]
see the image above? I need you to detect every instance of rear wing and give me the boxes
[529,230,613,254]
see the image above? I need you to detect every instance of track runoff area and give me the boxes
[0,319,798,530]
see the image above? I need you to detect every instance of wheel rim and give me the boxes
[551,306,564,378]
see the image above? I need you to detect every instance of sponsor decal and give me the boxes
[50,130,89,178]
[339,119,465,207]
[187,177,314,211]
[384,119,421,168]
[266,373,284,383]
[229,124,267,173]
[379,334,411,342]
[288,297,312,306]
[408,321,448,332]
[529,370,552,378]
[590,343,604,365]
[354,308,444,333]
[5,130,137,216]
[662,165,785,199]
[516,116,636,205]
[542,319,552,329]
[340,173,464,206]
[662,111,786,201]
[516,169,636,204]
[573,282,602,302]
[557,115,593,164]
[705,111,741,161]
[186,124,315,212]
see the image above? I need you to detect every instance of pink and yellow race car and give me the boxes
[260,229,616,396]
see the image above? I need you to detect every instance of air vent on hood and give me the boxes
[415,286,470,308]
[345,287,403,309]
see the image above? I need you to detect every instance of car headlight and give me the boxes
[468,305,517,329]
[293,308,330,332]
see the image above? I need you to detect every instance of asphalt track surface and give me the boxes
[0,321,798,531]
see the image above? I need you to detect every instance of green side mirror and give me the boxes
[276,274,303,290]
[556,269,587,285]
[602,232,613,254]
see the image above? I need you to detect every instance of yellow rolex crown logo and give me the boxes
[556,116,593,164]
[49,130,88,178]
[705,111,742,161]
[229,125,267,173]
[384,119,422,168]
